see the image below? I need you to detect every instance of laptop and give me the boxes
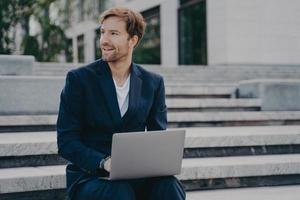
[108,129,186,180]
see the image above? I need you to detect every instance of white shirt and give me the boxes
[113,74,130,117]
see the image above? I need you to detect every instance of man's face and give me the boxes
[100,16,136,63]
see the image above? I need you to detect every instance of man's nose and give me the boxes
[100,33,109,44]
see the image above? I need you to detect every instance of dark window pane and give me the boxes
[94,28,101,60]
[77,34,85,63]
[180,0,196,5]
[179,0,207,65]
[134,6,161,64]
[65,38,73,63]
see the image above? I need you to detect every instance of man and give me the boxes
[57,7,185,200]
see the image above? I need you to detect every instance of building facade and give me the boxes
[66,0,300,67]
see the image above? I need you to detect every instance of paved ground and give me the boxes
[186,185,300,200]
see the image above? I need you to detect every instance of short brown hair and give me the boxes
[99,7,146,45]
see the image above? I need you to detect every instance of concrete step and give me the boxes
[0,115,57,132]
[32,69,300,85]
[179,154,300,180]
[32,69,69,76]
[1,126,299,155]
[0,131,66,168]
[2,184,299,200]
[32,63,300,84]
[1,126,300,168]
[0,165,65,194]
[166,98,261,111]
[186,185,300,200]
[184,125,300,148]
[1,111,300,132]
[165,85,236,98]
[33,63,300,71]
[31,67,244,88]
[168,111,300,127]
[183,125,300,158]
[1,154,300,195]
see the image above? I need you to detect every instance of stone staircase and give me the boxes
[1,126,300,199]
[1,62,300,199]
[33,62,300,83]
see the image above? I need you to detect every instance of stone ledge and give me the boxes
[178,154,300,180]
[186,185,300,200]
[0,55,34,75]
[0,165,65,193]
[168,111,300,122]
[237,79,300,111]
[0,77,64,115]
[33,63,300,82]
[1,182,300,200]
[2,112,300,127]
[183,125,300,148]
[1,126,300,157]
[1,154,300,193]
[0,115,57,126]
[166,83,237,87]
[0,131,56,156]
[165,85,235,96]
[166,98,261,108]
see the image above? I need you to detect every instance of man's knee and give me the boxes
[150,176,186,200]
[109,181,135,200]
[156,176,182,188]
[75,179,135,200]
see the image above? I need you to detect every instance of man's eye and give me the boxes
[112,32,118,35]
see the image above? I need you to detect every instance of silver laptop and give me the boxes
[108,129,186,180]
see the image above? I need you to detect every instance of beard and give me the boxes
[101,51,117,62]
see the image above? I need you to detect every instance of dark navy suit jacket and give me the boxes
[57,59,167,199]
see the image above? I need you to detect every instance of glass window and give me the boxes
[179,0,207,65]
[65,38,73,62]
[94,28,101,60]
[77,34,85,63]
[134,6,161,64]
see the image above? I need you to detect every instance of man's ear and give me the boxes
[130,35,139,48]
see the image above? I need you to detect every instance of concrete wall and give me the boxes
[208,0,300,65]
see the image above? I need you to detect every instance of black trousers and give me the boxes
[74,176,186,200]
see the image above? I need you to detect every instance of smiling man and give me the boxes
[57,7,185,200]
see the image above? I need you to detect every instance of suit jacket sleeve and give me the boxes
[146,77,167,131]
[57,71,105,174]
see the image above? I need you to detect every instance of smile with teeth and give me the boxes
[102,46,114,51]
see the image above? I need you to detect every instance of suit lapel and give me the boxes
[122,64,142,126]
[95,60,122,131]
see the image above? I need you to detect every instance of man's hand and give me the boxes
[104,157,111,172]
